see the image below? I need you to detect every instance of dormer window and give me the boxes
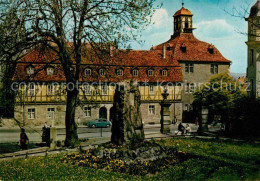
[27,66,34,75]
[148,69,154,76]
[180,45,186,53]
[208,46,214,54]
[99,69,106,76]
[116,69,123,76]
[162,69,168,76]
[132,69,139,77]
[47,67,54,75]
[85,68,92,76]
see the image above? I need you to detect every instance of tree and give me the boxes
[193,74,246,132]
[0,0,157,147]
[0,8,31,118]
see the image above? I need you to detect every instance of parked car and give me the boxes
[87,118,111,128]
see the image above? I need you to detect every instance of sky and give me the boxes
[130,0,257,73]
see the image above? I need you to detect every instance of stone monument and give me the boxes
[111,81,144,145]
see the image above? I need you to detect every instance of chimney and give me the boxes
[110,44,114,57]
[163,44,166,59]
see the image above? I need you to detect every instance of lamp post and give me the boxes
[160,87,171,134]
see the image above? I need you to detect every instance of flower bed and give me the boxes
[61,141,181,176]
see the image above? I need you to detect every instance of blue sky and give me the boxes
[130,0,257,73]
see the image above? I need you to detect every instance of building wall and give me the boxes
[14,102,182,126]
[246,42,260,98]
[180,62,230,107]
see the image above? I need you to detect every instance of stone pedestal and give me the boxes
[50,127,57,149]
[111,81,144,145]
[160,102,171,134]
[198,97,209,135]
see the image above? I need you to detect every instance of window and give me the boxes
[85,68,92,76]
[208,48,214,54]
[185,83,195,93]
[132,69,139,76]
[101,85,108,95]
[185,63,194,73]
[149,85,154,95]
[162,70,168,76]
[47,108,55,119]
[84,107,91,117]
[185,17,189,28]
[116,69,123,76]
[148,105,155,115]
[47,84,55,95]
[47,67,54,75]
[250,49,254,65]
[28,108,35,119]
[210,64,218,74]
[99,69,105,76]
[148,69,154,76]
[184,104,189,111]
[83,84,92,95]
[27,67,34,75]
[27,83,35,96]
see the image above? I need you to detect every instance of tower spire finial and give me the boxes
[182,0,184,7]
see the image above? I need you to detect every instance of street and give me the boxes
[0,123,219,143]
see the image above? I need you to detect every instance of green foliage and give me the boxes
[193,73,245,123]
[230,96,260,137]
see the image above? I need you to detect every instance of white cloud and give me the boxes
[194,19,234,38]
[149,8,172,30]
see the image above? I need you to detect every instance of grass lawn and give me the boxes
[0,138,259,180]
[0,143,37,154]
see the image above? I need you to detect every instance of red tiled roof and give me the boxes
[13,48,182,83]
[173,7,193,17]
[152,33,231,63]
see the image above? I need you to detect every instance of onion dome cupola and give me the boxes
[173,3,195,35]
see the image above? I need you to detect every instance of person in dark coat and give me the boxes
[20,128,29,149]
[178,123,185,135]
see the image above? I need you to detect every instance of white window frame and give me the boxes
[117,69,123,76]
[27,83,35,96]
[47,84,55,95]
[210,64,218,74]
[83,84,92,95]
[149,85,154,95]
[99,69,105,76]
[47,108,55,119]
[47,67,54,75]
[101,85,108,95]
[85,68,92,76]
[184,104,189,111]
[133,69,139,76]
[189,83,195,93]
[148,105,155,115]
[84,107,91,117]
[148,69,154,76]
[185,63,194,73]
[162,70,168,76]
[27,67,34,75]
[28,108,36,119]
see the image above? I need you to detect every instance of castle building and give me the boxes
[12,4,230,126]
[246,0,260,98]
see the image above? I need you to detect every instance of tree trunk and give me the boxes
[64,88,79,147]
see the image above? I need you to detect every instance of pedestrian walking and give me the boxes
[20,128,29,149]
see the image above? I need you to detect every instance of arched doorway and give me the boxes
[99,107,107,119]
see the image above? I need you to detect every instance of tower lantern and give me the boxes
[173,4,194,35]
